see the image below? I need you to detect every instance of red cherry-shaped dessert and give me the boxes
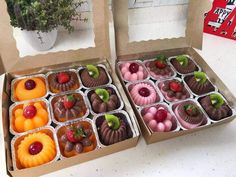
[155,60,167,69]
[58,72,70,84]
[29,142,43,155]
[155,109,168,122]
[169,81,182,92]
[139,87,150,97]
[25,79,36,90]
[63,95,75,109]
[66,127,85,143]
[129,63,139,73]
[23,105,37,119]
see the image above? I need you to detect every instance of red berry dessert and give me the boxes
[185,72,215,95]
[142,105,177,132]
[119,62,147,81]
[129,82,159,106]
[57,121,97,158]
[48,71,80,93]
[51,93,88,122]
[80,65,109,88]
[173,100,205,129]
[145,54,175,80]
[171,55,198,74]
[159,79,190,102]
[199,93,233,121]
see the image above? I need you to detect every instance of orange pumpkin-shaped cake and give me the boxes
[14,77,47,101]
[13,102,49,133]
[17,132,56,168]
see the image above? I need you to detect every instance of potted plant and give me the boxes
[6,0,88,51]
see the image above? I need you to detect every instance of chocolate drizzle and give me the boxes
[80,67,109,87]
[185,75,214,95]
[171,58,197,74]
[200,96,232,121]
[147,61,172,76]
[99,119,127,145]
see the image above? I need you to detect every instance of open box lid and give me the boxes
[113,0,211,58]
[0,0,110,73]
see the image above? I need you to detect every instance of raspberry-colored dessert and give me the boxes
[57,121,97,158]
[185,72,215,95]
[119,62,146,81]
[159,79,190,102]
[89,88,120,113]
[145,54,175,80]
[171,55,198,74]
[48,71,80,93]
[174,101,204,129]
[200,93,232,121]
[129,82,159,106]
[142,105,176,132]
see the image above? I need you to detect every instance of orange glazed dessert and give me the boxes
[14,77,47,101]
[17,132,56,168]
[13,102,49,133]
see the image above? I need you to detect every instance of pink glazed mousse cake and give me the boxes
[159,80,190,102]
[129,82,159,106]
[142,105,176,132]
[119,62,147,81]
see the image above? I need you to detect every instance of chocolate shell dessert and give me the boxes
[80,65,109,88]
[57,121,97,157]
[52,93,88,122]
[48,71,80,93]
[159,79,190,102]
[174,101,204,129]
[171,55,198,74]
[96,113,133,146]
[146,54,174,80]
[200,94,232,121]
[185,72,215,95]
[89,88,120,113]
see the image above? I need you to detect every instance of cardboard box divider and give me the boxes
[112,0,236,144]
[0,0,141,176]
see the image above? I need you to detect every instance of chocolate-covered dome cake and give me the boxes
[48,71,79,93]
[90,88,120,113]
[80,65,109,87]
[53,94,87,122]
[171,55,198,74]
[200,94,232,121]
[185,72,215,95]
[98,114,128,145]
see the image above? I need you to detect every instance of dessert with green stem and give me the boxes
[171,55,198,74]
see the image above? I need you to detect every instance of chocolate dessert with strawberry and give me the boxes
[58,122,97,157]
[159,79,190,102]
[52,94,88,122]
[171,55,198,74]
[146,54,174,80]
[48,71,80,93]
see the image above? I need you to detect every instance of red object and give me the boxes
[129,63,139,73]
[23,105,37,119]
[25,79,36,90]
[155,109,168,123]
[29,142,43,155]
[66,129,83,143]
[204,0,236,40]
[155,60,167,69]
[58,72,70,84]
[139,87,150,97]
[63,95,75,109]
[169,81,182,92]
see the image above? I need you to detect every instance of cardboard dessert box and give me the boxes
[113,0,236,144]
[0,0,140,176]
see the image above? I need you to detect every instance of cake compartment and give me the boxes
[11,126,60,170]
[49,91,89,124]
[86,84,124,115]
[127,80,163,107]
[11,74,48,102]
[140,103,179,133]
[46,69,81,95]
[9,98,52,136]
[117,60,149,83]
[56,119,98,158]
[94,111,135,147]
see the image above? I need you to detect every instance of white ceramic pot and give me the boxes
[21,29,58,51]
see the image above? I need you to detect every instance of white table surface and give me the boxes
[1,33,236,177]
